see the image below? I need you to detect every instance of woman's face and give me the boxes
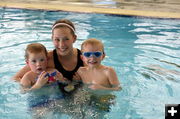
[52,27,76,56]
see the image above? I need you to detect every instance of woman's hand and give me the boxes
[73,72,81,82]
[56,71,69,84]
[55,71,63,81]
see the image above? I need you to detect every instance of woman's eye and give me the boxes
[54,38,59,41]
[64,38,69,41]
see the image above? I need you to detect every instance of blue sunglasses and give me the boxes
[82,51,103,58]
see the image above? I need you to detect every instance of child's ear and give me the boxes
[102,52,106,60]
[80,54,84,61]
[80,55,87,66]
[25,60,29,65]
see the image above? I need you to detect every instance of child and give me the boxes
[20,43,65,91]
[73,38,121,113]
[77,38,121,91]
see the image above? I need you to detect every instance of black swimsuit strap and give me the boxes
[53,49,83,80]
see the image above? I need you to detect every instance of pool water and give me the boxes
[0,7,180,119]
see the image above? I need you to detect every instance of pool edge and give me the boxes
[0,1,180,19]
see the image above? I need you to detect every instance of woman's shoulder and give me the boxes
[76,48,81,52]
[47,50,55,68]
[46,68,57,72]
[48,50,53,58]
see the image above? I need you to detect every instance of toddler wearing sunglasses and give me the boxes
[77,38,121,91]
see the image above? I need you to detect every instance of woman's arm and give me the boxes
[47,51,55,68]
[12,65,30,82]
[73,67,84,83]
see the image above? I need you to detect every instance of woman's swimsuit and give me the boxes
[53,49,84,95]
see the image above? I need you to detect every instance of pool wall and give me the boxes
[0,1,180,19]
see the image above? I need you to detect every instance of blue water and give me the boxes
[0,7,180,119]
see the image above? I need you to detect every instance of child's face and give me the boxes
[26,52,48,74]
[52,27,76,56]
[82,44,104,67]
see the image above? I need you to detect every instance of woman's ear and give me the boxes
[73,34,77,43]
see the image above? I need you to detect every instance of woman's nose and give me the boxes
[58,39,65,47]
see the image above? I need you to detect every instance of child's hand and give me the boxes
[34,71,48,88]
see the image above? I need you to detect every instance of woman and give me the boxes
[13,19,84,94]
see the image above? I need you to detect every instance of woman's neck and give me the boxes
[59,48,76,61]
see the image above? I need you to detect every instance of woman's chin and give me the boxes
[57,50,69,56]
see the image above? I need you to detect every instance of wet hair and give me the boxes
[25,43,48,60]
[52,19,75,35]
[81,38,104,52]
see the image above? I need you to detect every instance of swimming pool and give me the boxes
[0,7,180,119]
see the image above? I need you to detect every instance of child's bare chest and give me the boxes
[82,71,110,86]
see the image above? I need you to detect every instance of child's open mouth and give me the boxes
[37,68,43,71]
[88,61,97,64]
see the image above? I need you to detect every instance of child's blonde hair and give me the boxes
[25,43,48,60]
[81,38,104,52]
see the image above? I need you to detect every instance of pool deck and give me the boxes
[0,0,180,19]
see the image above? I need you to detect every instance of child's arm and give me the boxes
[20,73,32,88]
[12,65,31,82]
[21,71,48,91]
[107,67,121,90]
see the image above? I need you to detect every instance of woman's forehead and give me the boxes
[53,27,72,35]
